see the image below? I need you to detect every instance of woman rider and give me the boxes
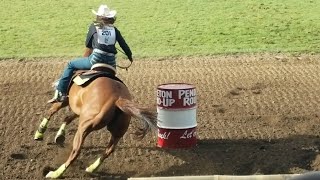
[48,4,133,103]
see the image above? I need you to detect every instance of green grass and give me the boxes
[1,0,319,59]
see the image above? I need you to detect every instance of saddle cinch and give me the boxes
[70,63,124,90]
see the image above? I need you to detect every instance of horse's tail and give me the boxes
[115,97,157,139]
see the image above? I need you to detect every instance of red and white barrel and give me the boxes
[156,83,197,148]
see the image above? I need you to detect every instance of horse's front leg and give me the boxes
[34,102,65,141]
[46,119,93,178]
[55,112,78,144]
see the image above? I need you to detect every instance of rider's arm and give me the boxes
[84,23,97,57]
[115,28,133,61]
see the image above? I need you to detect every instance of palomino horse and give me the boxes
[34,64,157,178]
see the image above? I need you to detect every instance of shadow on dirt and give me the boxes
[146,135,320,177]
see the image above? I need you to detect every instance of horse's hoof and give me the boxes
[34,131,44,141]
[45,171,61,178]
[45,171,56,178]
[45,164,66,178]
[55,135,65,144]
[85,167,94,173]
[85,157,101,173]
[34,137,43,141]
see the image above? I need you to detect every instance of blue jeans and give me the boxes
[57,51,116,94]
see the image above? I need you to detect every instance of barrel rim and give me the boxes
[157,83,195,90]
[157,124,197,129]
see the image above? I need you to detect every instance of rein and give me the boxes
[116,47,132,71]
[116,61,132,71]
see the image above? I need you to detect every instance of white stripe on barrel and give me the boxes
[156,83,197,149]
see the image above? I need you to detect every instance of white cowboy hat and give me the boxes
[92,5,117,18]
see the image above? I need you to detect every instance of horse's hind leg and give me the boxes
[34,102,66,140]
[55,111,78,144]
[86,112,131,173]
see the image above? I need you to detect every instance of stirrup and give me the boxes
[47,90,68,103]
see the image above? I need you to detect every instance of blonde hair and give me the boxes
[94,16,116,28]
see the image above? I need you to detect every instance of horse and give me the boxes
[34,63,157,178]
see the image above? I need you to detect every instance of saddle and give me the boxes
[70,63,124,90]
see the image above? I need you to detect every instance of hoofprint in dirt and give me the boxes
[1,54,320,179]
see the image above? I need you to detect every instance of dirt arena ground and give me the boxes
[1,53,320,179]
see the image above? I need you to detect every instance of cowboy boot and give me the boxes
[47,90,68,103]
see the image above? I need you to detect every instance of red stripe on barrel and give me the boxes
[157,127,197,148]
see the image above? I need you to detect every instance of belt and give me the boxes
[93,49,115,56]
